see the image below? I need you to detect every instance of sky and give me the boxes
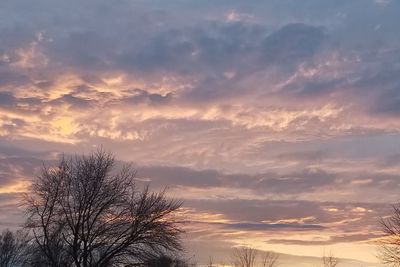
[0,0,400,265]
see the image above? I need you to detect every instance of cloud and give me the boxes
[0,91,16,106]
[51,94,93,109]
[122,89,172,105]
[260,23,324,66]
[219,222,325,231]
[137,165,339,195]
[191,221,325,232]
[268,233,382,245]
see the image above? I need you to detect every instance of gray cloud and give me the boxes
[51,94,93,109]
[268,233,382,246]
[0,91,16,106]
[260,23,324,66]
[123,89,172,105]
[138,165,338,195]
[195,221,325,231]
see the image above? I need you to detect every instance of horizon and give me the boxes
[0,0,400,266]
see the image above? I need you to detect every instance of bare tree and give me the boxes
[0,229,30,267]
[27,228,70,267]
[379,204,400,266]
[322,250,339,267]
[261,251,279,267]
[207,256,214,267]
[24,150,183,267]
[232,246,258,267]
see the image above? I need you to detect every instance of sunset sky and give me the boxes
[1,0,400,266]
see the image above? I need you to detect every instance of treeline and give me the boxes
[0,229,189,267]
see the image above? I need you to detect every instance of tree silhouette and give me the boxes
[261,251,279,267]
[379,204,400,266]
[24,150,183,267]
[0,229,30,267]
[231,247,279,267]
[232,246,258,267]
[322,250,339,267]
